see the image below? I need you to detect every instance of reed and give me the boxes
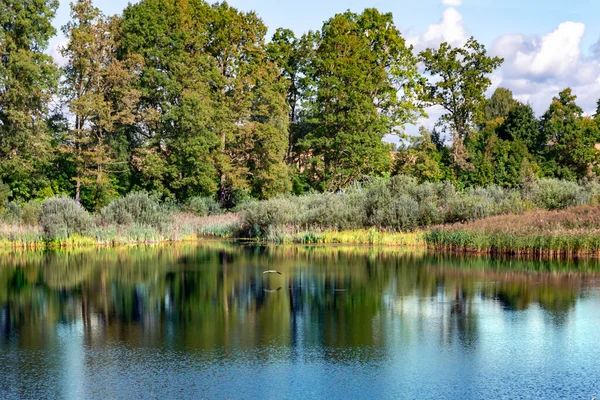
[425,205,600,257]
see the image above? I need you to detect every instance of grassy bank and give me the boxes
[3,177,600,257]
[0,193,242,248]
[262,228,426,246]
[425,206,600,257]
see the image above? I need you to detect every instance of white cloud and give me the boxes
[404,9,600,133]
[493,22,585,81]
[48,38,68,67]
[491,22,600,114]
[442,0,462,6]
[408,8,468,51]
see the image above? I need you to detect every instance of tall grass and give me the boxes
[239,176,600,240]
[1,177,599,249]
[0,192,236,247]
[426,205,600,257]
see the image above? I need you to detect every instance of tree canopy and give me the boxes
[1,1,600,210]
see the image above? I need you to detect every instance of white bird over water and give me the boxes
[263,270,282,275]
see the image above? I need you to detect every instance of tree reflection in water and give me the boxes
[0,242,598,358]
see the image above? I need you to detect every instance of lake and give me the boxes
[1,242,599,399]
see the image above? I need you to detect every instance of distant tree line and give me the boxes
[1,0,600,211]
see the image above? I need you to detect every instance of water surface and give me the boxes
[1,242,600,399]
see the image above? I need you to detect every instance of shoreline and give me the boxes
[3,227,600,260]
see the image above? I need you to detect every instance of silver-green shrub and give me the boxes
[100,192,170,228]
[527,179,580,210]
[184,196,222,216]
[40,196,92,240]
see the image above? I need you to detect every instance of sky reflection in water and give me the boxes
[1,243,599,399]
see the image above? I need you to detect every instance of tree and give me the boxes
[0,0,59,200]
[464,118,538,187]
[206,2,291,203]
[483,87,518,122]
[120,0,290,205]
[267,28,316,163]
[61,0,141,209]
[419,37,503,170]
[540,88,600,179]
[119,0,220,202]
[393,127,450,182]
[498,103,543,155]
[301,9,424,191]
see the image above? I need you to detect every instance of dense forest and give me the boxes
[2,0,600,212]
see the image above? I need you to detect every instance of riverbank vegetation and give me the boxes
[2,177,600,254]
[426,206,600,257]
[4,1,600,256]
[240,176,600,240]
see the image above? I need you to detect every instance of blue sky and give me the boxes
[49,0,600,138]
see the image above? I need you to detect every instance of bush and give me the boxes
[184,196,222,216]
[1,202,21,224]
[0,181,11,210]
[242,196,299,237]
[528,179,580,210]
[100,192,170,228]
[239,176,600,240]
[40,196,92,240]
[21,201,42,225]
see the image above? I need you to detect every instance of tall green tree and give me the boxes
[61,0,141,209]
[120,0,290,204]
[0,0,59,199]
[301,9,423,191]
[267,28,316,163]
[540,88,600,179]
[419,38,503,170]
[206,2,291,203]
[119,0,220,201]
[483,87,518,122]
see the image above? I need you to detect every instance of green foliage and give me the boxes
[526,179,583,210]
[541,89,600,180]
[498,103,543,155]
[0,181,11,209]
[21,201,42,225]
[483,88,518,122]
[241,177,540,238]
[0,0,59,200]
[184,196,222,217]
[100,191,169,228]
[300,9,424,191]
[419,38,503,142]
[4,1,600,214]
[40,196,92,240]
[394,127,452,183]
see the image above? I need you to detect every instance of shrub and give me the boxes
[418,200,442,226]
[528,179,580,210]
[239,177,600,240]
[1,202,21,224]
[242,196,299,237]
[444,193,495,223]
[21,201,42,225]
[0,181,11,210]
[184,196,222,216]
[40,196,92,240]
[100,192,170,228]
[302,192,364,230]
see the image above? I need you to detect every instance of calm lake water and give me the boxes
[1,242,600,399]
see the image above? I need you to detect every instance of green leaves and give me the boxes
[419,37,503,141]
[299,9,423,191]
[0,0,59,200]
